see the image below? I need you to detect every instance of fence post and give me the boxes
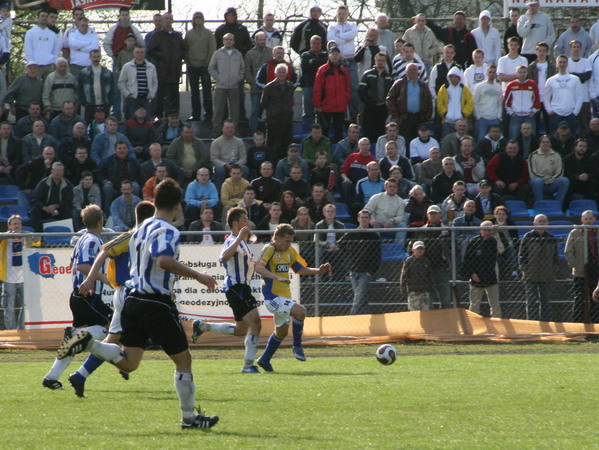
[450,228,460,308]
[583,227,590,324]
[313,232,320,318]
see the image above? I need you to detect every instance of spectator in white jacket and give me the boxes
[517,0,555,64]
[118,45,158,120]
[66,18,100,78]
[544,55,583,136]
[24,10,61,80]
[464,49,488,92]
[471,10,501,65]
[473,64,503,142]
[364,177,406,243]
[589,48,599,111]
[327,5,359,119]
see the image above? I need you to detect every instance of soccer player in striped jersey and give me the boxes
[57,179,220,430]
[43,205,112,391]
[255,223,331,372]
[66,201,155,397]
[191,207,262,373]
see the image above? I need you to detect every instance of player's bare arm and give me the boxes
[78,249,110,296]
[77,263,110,286]
[220,226,251,263]
[297,262,332,276]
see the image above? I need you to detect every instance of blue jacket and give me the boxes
[184,180,219,208]
[110,194,141,231]
[356,176,384,203]
[91,132,134,164]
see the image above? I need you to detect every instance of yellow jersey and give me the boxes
[259,243,306,299]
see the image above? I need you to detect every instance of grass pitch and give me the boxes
[3,342,599,448]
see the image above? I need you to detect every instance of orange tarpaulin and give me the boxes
[2,308,599,349]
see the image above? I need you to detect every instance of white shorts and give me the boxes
[264,296,296,327]
[108,286,127,334]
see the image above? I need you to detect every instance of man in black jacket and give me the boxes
[300,35,328,125]
[427,11,477,67]
[338,209,381,315]
[358,52,393,142]
[188,206,225,244]
[290,5,327,55]
[564,138,599,204]
[97,140,141,211]
[30,162,74,231]
[463,221,503,318]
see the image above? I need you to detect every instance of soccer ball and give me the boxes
[376,344,397,365]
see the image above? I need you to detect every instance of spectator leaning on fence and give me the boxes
[0,214,27,330]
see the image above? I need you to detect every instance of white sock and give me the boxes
[206,322,235,335]
[174,371,196,420]
[244,334,259,367]
[89,341,124,364]
[46,356,73,380]
[80,325,108,341]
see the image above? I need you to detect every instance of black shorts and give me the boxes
[225,284,258,321]
[70,291,113,328]
[120,292,188,355]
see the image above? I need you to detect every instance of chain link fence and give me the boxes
[2,223,598,331]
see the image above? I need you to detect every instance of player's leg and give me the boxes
[289,303,307,361]
[192,285,252,340]
[257,296,293,372]
[240,308,261,372]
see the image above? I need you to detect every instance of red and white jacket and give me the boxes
[503,79,541,117]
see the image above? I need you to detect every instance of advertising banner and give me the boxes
[505,0,599,7]
[22,244,301,329]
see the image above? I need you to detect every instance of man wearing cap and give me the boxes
[473,179,505,220]
[550,121,576,157]
[29,161,74,231]
[471,11,501,65]
[544,55,583,136]
[486,140,530,203]
[185,11,216,123]
[400,240,433,311]
[327,5,359,120]
[147,12,185,120]
[24,10,61,80]
[313,45,351,144]
[290,5,327,56]
[463,220,504,318]
[66,17,100,79]
[3,62,43,121]
[386,63,433,148]
[517,0,556,64]
[275,144,310,183]
[415,204,452,309]
[215,7,253,124]
[426,11,477,67]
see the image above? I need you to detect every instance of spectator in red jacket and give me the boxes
[339,136,375,204]
[485,139,530,204]
[312,46,351,143]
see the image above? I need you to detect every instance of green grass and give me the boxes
[4,343,599,448]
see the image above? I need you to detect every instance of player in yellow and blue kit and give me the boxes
[255,223,331,372]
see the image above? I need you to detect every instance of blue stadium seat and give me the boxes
[21,226,34,232]
[504,200,530,218]
[381,243,408,261]
[44,226,72,245]
[0,185,20,204]
[569,199,598,218]
[370,143,376,158]
[343,222,357,229]
[550,220,572,238]
[0,205,30,222]
[334,202,351,222]
[534,200,563,217]
[516,221,533,238]
[557,241,566,259]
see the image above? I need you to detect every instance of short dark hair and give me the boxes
[227,206,247,228]
[536,42,549,50]
[119,6,130,13]
[311,123,322,131]
[135,201,156,224]
[154,178,182,211]
[508,36,520,44]
[229,163,242,173]
[80,170,93,179]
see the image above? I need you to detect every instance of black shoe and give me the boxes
[68,373,85,397]
[257,358,274,372]
[62,326,74,342]
[42,377,63,390]
[56,330,92,360]
[181,407,219,430]
[119,370,130,380]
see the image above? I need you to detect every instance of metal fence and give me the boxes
[1,223,597,331]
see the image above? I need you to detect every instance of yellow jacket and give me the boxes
[436,83,474,122]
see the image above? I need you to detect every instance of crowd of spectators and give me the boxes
[1,4,599,323]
